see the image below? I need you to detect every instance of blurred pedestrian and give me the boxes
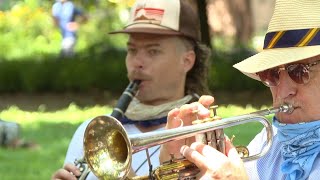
[52,0,87,58]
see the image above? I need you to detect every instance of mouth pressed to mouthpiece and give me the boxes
[281,104,295,114]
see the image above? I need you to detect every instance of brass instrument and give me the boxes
[83,104,294,179]
[75,80,140,180]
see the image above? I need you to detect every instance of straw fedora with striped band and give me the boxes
[110,0,201,42]
[233,0,320,81]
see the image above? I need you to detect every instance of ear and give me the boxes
[182,50,196,73]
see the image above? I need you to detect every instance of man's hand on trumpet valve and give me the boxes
[51,163,81,180]
[160,95,215,163]
[160,95,249,179]
[181,140,248,180]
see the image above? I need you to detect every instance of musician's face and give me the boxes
[126,34,195,105]
[270,56,320,124]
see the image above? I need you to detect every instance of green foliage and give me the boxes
[0,48,266,93]
[0,0,128,60]
[0,48,128,93]
[0,2,59,60]
[209,48,265,91]
[0,1,266,93]
[217,104,273,146]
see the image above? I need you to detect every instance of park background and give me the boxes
[0,0,275,179]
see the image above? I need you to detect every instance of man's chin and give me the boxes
[277,113,300,124]
[135,93,150,102]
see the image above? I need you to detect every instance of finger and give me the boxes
[193,102,211,119]
[178,103,199,126]
[198,95,215,109]
[224,137,234,155]
[190,142,227,163]
[64,163,81,177]
[178,103,211,125]
[163,108,185,159]
[180,145,209,171]
[225,139,243,166]
[51,168,77,180]
[166,108,181,129]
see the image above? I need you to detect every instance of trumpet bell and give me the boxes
[83,115,132,179]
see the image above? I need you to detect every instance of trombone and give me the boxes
[83,104,294,179]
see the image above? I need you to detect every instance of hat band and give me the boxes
[263,28,320,49]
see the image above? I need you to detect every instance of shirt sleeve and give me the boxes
[64,119,91,165]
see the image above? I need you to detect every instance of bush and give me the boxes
[0,48,128,93]
[209,48,265,91]
[0,1,128,61]
[0,48,265,93]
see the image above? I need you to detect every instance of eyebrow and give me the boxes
[127,42,161,48]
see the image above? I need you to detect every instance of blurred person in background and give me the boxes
[52,0,87,58]
[51,0,212,179]
[0,119,38,149]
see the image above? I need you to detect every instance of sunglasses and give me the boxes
[256,59,320,87]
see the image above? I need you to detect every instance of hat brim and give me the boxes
[233,45,320,81]
[109,23,182,36]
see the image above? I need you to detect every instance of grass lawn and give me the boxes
[0,104,272,179]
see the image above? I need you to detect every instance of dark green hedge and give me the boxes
[0,48,264,93]
[0,48,128,93]
[209,49,265,91]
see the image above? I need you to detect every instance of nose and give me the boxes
[130,52,145,70]
[274,71,297,99]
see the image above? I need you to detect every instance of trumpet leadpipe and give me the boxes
[130,104,293,158]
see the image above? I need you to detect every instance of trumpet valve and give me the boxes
[209,105,222,122]
[209,105,219,116]
[192,119,204,125]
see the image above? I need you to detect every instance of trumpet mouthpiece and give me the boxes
[281,104,294,114]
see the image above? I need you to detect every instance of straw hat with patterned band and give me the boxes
[109,0,201,42]
[233,0,320,81]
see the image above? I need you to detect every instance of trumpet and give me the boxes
[75,80,141,180]
[83,104,294,179]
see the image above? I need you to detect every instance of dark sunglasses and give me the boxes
[256,59,320,87]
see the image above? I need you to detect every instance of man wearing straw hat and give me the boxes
[161,0,320,179]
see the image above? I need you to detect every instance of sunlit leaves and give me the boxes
[108,0,135,7]
[0,1,128,60]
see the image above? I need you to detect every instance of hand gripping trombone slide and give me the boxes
[74,80,141,180]
[81,101,293,179]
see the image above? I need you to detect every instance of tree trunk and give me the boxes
[186,0,213,50]
[226,0,253,46]
[196,0,212,49]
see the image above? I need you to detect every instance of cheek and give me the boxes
[125,59,133,71]
[164,63,185,78]
[155,58,182,72]
[303,85,320,106]
[269,88,278,104]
